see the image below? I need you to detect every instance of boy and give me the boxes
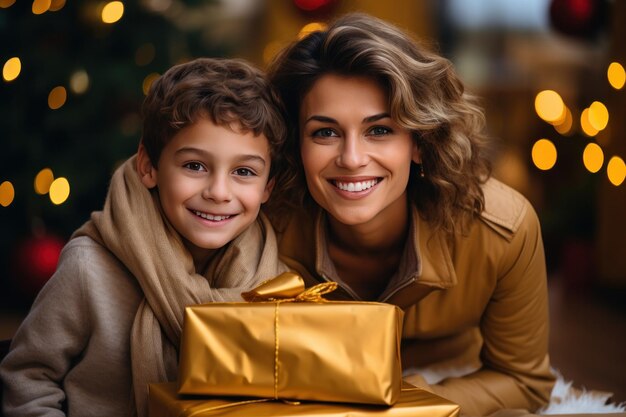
[0,58,288,417]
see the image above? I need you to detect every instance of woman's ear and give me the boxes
[411,141,422,165]
[136,143,158,189]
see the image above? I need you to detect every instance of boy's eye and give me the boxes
[368,126,392,136]
[312,128,338,138]
[233,168,256,177]
[183,162,205,172]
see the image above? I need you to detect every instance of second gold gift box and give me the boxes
[150,382,460,417]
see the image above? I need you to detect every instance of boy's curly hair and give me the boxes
[141,57,286,178]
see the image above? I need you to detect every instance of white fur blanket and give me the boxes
[540,373,625,414]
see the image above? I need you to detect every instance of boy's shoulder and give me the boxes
[59,235,123,272]
[49,235,140,297]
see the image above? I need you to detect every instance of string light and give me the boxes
[534,90,565,124]
[298,22,327,40]
[48,86,67,110]
[0,0,16,8]
[142,72,160,95]
[263,40,284,65]
[101,1,124,24]
[3,57,21,82]
[580,108,599,137]
[32,0,51,14]
[49,177,70,205]
[70,70,90,94]
[0,181,15,207]
[582,143,604,173]
[606,157,625,186]
[49,0,65,11]
[587,101,609,131]
[607,62,625,90]
[554,107,573,135]
[531,139,557,171]
[34,168,55,195]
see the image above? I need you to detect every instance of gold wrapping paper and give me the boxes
[178,273,404,406]
[149,382,460,417]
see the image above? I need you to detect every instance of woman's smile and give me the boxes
[328,177,382,199]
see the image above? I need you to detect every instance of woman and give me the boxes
[267,13,555,417]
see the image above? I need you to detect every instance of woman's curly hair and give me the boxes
[266,13,491,234]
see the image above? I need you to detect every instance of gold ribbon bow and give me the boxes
[241,272,338,400]
[241,271,338,302]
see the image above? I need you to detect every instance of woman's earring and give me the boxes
[416,163,425,178]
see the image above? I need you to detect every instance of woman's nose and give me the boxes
[337,135,369,169]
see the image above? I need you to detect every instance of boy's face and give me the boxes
[140,117,273,261]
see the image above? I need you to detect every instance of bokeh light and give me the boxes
[70,70,90,94]
[607,156,626,186]
[531,139,557,171]
[534,90,565,124]
[587,101,609,131]
[49,177,70,205]
[263,40,284,65]
[554,107,573,135]
[298,22,327,40]
[135,43,156,66]
[580,108,599,137]
[32,0,51,14]
[34,168,55,195]
[142,72,160,95]
[582,143,604,173]
[49,0,65,11]
[3,57,21,82]
[0,181,15,207]
[143,0,171,12]
[102,1,124,24]
[607,62,625,90]
[48,86,67,109]
[0,0,16,8]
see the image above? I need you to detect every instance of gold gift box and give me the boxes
[149,382,460,417]
[178,273,404,406]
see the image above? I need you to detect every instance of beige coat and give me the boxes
[275,178,556,416]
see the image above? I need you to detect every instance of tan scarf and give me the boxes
[72,156,287,416]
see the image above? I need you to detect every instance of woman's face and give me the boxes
[299,74,420,228]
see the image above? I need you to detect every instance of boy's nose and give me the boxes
[202,175,232,202]
[337,135,369,169]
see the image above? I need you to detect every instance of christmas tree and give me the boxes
[0,0,256,306]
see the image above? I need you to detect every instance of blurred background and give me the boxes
[1,0,625,403]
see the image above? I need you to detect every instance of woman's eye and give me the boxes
[234,168,256,177]
[369,126,391,136]
[312,128,338,138]
[183,162,205,171]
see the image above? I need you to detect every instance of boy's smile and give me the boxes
[138,117,273,267]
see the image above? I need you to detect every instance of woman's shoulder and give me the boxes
[477,177,538,241]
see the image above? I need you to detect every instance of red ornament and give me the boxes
[293,0,336,13]
[12,234,65,297]
[549,0,607,39]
